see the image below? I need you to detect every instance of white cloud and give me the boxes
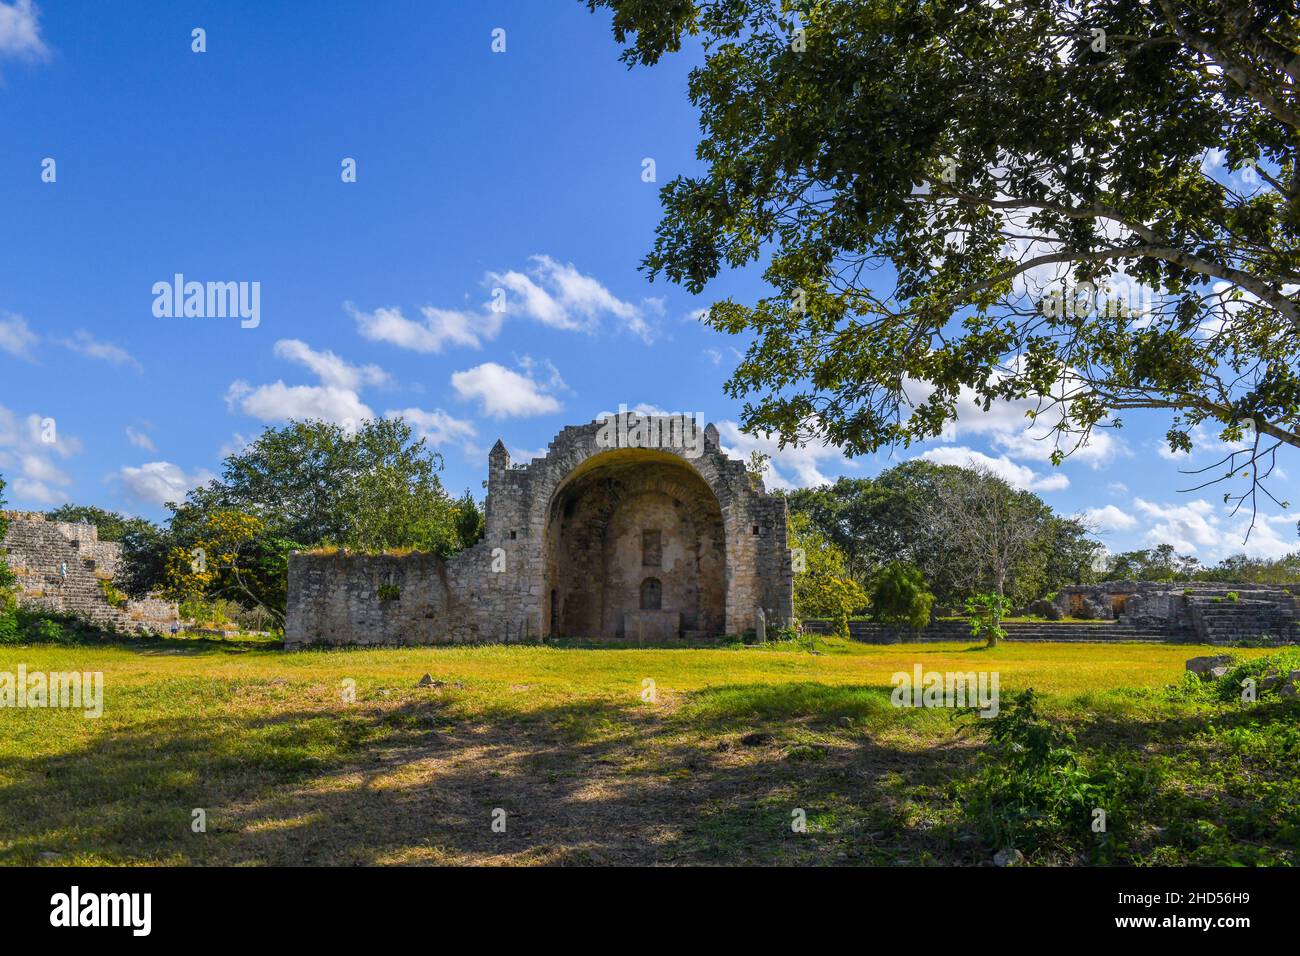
[359,256,655,354]
[57,330,142,370]
[11,477,63,504]
[19,451,68,486]
[0,405,80,506]
[125,426,156,451]
[0,0,48,62]
[493,254,653,342]
[1107,481,1128,495]
[451,362,561,419]
[114,461,214,508]
[917,446,1070,492]
[1083,504,1137,532]
[510,446,549,462]
[226,380,374,426]
[0,312,37,359]
[1134,498,1296,560]
[1200,147,1225,176]
[716,421,847,490]
[348,302,495,354]
[227,340,388,427]
[386,407,477,451]
[218,432,254,459]
[272,338,387,390]
[1155,420,1251,461]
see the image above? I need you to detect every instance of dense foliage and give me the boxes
[788,511,868,635]
[1102,544,1300,582]
[868,561,934,629]
[586,0,1300,527]
[784,460,1100,608]
[121,418,481,628]
[0,477,17,644]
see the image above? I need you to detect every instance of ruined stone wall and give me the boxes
[1,512,178,635]
[284,416,794,646]
[1054,581,1300,643]
[285,541,532,647]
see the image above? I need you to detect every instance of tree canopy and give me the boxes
[586,0,1300,527]
[120,418,480,626]
[783,460,1101,606]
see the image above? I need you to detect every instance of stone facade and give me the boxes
[1054,581,1300,644]
[1,512,179,634]
[285,416,794,647]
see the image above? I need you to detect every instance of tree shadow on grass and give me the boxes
[0,682,989,867]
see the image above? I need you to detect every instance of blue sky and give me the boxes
[0,0,1295,563]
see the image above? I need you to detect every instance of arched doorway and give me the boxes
[542,449,726,640]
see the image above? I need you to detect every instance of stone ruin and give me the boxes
[1053,581,1300,644]
[1,512,179,635]
[285,415,794,646]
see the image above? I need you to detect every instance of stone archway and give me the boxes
[542,449,726,640]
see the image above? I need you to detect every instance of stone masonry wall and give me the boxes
[1055,581,1300,644]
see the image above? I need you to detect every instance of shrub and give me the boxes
[32,617,66,643]
[377,583,402,601]
[179,597,240,627]
[869,561,934,629]
[98,577,128,609]
[960,689,1154,862]
[1226,591,1240,603]
[1213,649,1300,702]
[965,592,1013,647]
[236,603,277,633]
[0,610,18,645]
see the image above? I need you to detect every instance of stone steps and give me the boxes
[1186,594,1300,644]
[3,516,175,636]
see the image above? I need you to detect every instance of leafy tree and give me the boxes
[586,0,1300,529]
[185,418,458,553]
[116,519,172,600]
[1203,550,1300,583]
[869,561,934,630]
[452,490,486,550]
[745,450,772,490]
[785,461,1099,607]
[783,476,886,580]
[1103,543,1202,581]
[1037,515,1105,591]
[119,418,466,626]
[162,509,299,625]
[912,465,1046,604]
[966,592,1014,648]
[788,511,868,637]
[43,504,152,543]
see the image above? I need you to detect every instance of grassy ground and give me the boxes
[0,635,1294,866]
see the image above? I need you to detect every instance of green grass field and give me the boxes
[1,636,1296,866]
